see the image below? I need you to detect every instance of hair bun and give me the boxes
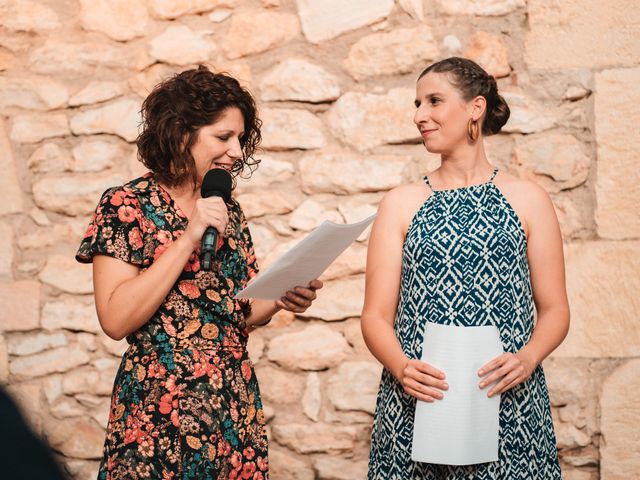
[484,92,510,135]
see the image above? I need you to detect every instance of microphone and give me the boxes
[200,168,232,270]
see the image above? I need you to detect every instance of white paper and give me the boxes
[235,214,376,300]
[411,322,504,465]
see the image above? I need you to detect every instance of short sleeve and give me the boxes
[239,204,259,281]
[75,187,145,265]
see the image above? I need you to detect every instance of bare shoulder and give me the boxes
[378,180,431,236]
[494,171,556,235]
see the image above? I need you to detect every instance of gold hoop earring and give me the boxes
[467,119,480,142]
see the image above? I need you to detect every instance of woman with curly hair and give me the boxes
[76,65,322,479]
[362,57,568,478]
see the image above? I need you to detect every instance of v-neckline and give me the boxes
[150,175,192,223]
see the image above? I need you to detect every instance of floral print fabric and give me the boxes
[76,173,268,480]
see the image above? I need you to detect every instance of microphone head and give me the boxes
[201,168,232,201]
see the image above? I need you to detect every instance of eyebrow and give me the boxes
[415,92,444,107]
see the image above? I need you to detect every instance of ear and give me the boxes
[470,95,487,122]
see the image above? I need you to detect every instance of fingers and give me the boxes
[401,361,447,402]
[308,279,324,290]
[478,353,508,376]
[410,359,445,380]
[404,378,444,401]
[488,370,521,397]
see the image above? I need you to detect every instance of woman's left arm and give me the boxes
[479,183,570,396]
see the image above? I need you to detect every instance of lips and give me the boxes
[420,129,436,138]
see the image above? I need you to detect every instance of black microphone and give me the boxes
[200,168,232,270]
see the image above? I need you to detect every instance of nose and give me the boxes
[413,104,429,127]
[227,136,242,160]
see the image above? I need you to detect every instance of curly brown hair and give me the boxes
[419,57,510,136]
[137,65,262,189]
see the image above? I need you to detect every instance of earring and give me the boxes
[467,119,480,142]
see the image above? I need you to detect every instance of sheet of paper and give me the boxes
[411,322,504,466]
[235,214,376,300]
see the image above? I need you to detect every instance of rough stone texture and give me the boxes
[398,0,424,20]
[33,173,125,216]
[314,456,369,480]
[554,242,640,357]
[0,76,69,110]
[300,153,411,194]
[296,0,394,43]
[464,31,510,78]
[149,26,215,66]
[27,143,73,173]
[288,199,343,232]
[0,281,40,332]
[69,81,127,107]
[0,222,13,279]
[6,382,43,432]
[260,108,326,150]
[302,372,321,421]
[525,0,640,69]
[0,1,636,475]
[260,59,341,103]
[10,113,69,144]
[268,325,351,370]
[344,26,438,80]
[61,366,117,396]
[237,155,295,187]
[69,99,141,142]
[39,255,94,295]
[600,359,640,479]
[223,10,299,59]
[10,345,91,379]
[322,243,368,281]
[327,361,382,413]
[328,88,420,151]
[29,39,152,74]
[300,277,365,321]
[44,418,104,459]
[0,0,60,32]
[149,0,241,19]
[80,0,148,41]
[7,332,67,356]
[594,67,640,239]
[71,140,120,172]
[270,448,315,480]
[272,423,361,453]
[438,0,525,16]
[500,90,556,133]
[513,134,590,193]
[236,189,299,219]
[256,365,304,404]
[0,119,24,215]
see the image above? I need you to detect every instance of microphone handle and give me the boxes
[201,226,218,270]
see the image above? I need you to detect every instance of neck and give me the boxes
[437,141,493,186]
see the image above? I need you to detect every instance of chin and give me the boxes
[423,139,444,154]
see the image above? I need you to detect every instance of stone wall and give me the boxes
[0,1,638,479]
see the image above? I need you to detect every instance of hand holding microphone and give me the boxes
[182,169,233,270]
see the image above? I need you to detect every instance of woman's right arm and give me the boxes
[361,188,447,402]
[93,196,228,340]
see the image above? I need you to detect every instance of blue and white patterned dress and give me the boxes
[368,169,561,479]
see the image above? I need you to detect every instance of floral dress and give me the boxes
[76,173,268,480]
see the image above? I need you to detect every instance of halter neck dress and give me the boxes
[367,168,561,479]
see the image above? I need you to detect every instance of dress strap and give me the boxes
[489,167,499,182]
[423,175,434,193]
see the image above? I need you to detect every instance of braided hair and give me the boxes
[418,57,510,136]
[137,65,262,189]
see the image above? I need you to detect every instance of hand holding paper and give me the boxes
[235,214,376,300]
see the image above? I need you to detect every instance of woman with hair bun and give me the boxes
[76,65,322,479]
[362,57,567,478]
